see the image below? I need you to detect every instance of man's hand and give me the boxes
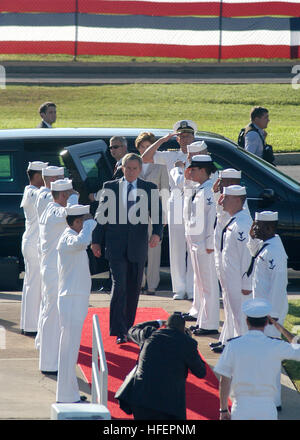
[206,249,214,254]
[91,243,101,258]
[213,178,221,193]
[217,193,224,206]
[241,289,252,296]
[149,234,160,248]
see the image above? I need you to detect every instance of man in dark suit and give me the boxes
[92,153,163,344]
[36,102,56,128]
[115,313,206,419]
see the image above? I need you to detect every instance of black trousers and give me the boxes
[131,405,183,420]
[109,256,145,337]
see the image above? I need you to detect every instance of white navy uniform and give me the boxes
[56,218,96,403]
[214,194,251,345]
[153,150,194,298]
[20,184,42,332]
[34,186,53,348]
[38,193,78,371]
[221,210,253,337]
[247,233,288,407]
[184,178,219,330]
[214,329,300,420]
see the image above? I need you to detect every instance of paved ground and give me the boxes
[0,267,300,421]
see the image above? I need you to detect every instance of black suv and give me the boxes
[1,127,300,289]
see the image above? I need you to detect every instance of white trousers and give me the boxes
[186,236,201,317]
[190,244,220,330]
[231,396,277,420]
[218,268,235,345]
[56,294,89,403]
[168,199,193,296]
[39,265,61,371]
[223,281,248,337]
[20,240,41,332]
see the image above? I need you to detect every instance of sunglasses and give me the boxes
[109,145,122,150]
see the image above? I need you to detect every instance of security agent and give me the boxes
[214,298,300,420]
[115,312,206,420]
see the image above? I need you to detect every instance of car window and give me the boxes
[0,153,13,182]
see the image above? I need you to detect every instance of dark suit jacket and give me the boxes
[115,320,206,419]
[36,120,51,128]
[93,178,163,263]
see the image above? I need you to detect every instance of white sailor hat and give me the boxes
[219,168,241,179]
[187,141,208,153]
[173,119,197,134]
[242,298,272,318]
[187,154,212,168]
[255,211,278,221]
[42,166,65,176]
[27,161,49,171]
[65,204,89,216]
[223,185,246,196]
[50,178,73,191]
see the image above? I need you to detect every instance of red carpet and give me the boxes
[78,307,221,420]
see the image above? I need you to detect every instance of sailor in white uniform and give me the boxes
[142,120,198,300]
[214,298,300,420]
[20,161,48,335]
[184,155,220,335]
[174,140,211,320]
[247,210,288,409]
[211,169,250,353]
[219,185,253,340]
[38,178,79,374]
[56,204,97,403]
[34,166,65,349]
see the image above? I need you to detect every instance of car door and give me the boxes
[60,139,113,275]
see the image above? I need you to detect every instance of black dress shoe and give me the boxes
[41,370,58,376]
[209,341,222,348]
[211,345,225,353]
[182,313,197,322]
[193,328,219,336]
[24,331,37,337]
[116,336,127,344]
[189,325,199,331]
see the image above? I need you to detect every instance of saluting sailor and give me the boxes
[214,298,300,420]
[184,155,220,336]
[38,178,79,374]
[142,120,198,300]
[247,210,288,410]
[219,185,253,343]
[179,141,212,321]
[20,161,48,335]
[211,169,250,353]
[56,204,97,403]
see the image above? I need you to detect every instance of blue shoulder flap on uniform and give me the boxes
[267,336,282,341]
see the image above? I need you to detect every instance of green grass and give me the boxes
[283,300,300,392]
[0,54,299,64]
[0,83,299,151]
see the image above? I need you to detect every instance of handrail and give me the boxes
[91,314,108,406]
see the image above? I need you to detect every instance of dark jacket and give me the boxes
[115,320,206,419]
[36,120,51,128]
[93,178,163,263]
